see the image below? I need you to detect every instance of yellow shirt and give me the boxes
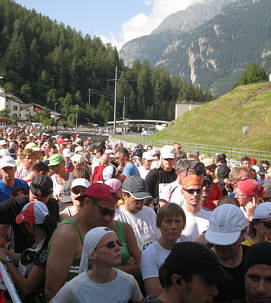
[242,238,254,247]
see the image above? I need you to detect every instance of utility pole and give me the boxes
[75,105,79,129]
[113,66,118,135]
[122,96,125,135]
[88,88,91,106]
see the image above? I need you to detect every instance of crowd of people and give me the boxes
[0,125,271,303]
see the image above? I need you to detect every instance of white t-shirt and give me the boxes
[51,172,72,200]
[115,206,161,251]
[15,163,32,179]
[140,241,170,281]
[159,180,185,207]
[180,206,211,242]
[138,166,151,180]
[51,269,143,303]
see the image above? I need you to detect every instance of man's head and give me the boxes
[241,156,252,168]
[114,147,130,167]
[0,156,16,186]
[202,158,217,180]
[22,148,35,169]
[100,153,110,167]
[174,143,182,155]
[29,175,53,203]
[142,152,153,170]
[77,183,118,228]
[176,160,206,184]
[205,204,248,259]
[244,242,271,303]
[122,176,152,213]
[159,242,231,303]
[0,140,8,149]
[201,174,213,204]
[160,145,176,172]
[181,175,203,211]
[48,154,65,174]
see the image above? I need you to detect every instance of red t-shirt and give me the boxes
[93,164,104,183]
[201,183,223,210]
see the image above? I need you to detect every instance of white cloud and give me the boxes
[100,0,204,50]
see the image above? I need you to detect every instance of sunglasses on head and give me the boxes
[96,204,115,217]
[71,187,86,195]
[97,239,122,249]
[184,188,202,195]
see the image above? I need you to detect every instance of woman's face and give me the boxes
[255,221,271,240]
[235,188,252,206]
[160,215,184,243]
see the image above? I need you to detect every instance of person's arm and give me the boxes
[118,223,141,276]
[45,225,78,301]
[144,278,163,298]
[0,250,44,296]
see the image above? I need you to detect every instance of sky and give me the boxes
[14,0,204,50]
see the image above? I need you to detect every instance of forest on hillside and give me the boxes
[0,0,212,126]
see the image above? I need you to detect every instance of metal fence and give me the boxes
[113,135,271,162]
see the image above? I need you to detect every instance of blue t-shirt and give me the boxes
[0,178,29,202]
[123,163,140,177]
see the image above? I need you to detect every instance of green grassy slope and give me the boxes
[152,82,271,151]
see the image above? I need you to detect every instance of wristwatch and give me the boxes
[5,256,13,264]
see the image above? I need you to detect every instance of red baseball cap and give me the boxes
[16,201,49,224]
[78,183,118,203]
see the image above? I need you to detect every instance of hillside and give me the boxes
[151,82,271,151]
[120,0,234,67]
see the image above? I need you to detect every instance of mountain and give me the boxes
[155,0,271,96]
[120,0,235,67]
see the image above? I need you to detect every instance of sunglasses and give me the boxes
[184,188,202,195]
[96,204,115,217]
[262,221,271,229]
[97,239,122,250]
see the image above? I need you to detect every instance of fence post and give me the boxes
[230,147,232,160]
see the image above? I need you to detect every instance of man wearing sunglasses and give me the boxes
[45,183,118,301]
[180,175,211,242]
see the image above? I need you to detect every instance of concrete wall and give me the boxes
[175,103,201,119]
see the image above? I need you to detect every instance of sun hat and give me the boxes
[30,175,53,197]
[16,201,48,224]
[205,204,248,245]
[71,178,90,189]
[78,183,117,203]
[238,179,264,198]
[160,145,175,159]
[48,154,64,167]
[122,176,152,200]
[164,242,232,285]
[0,156,16,168]
[201,158,216,170]
[253,202,271,220]
[79,227,115,273]
[105,178,122,193]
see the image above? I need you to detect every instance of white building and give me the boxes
[0,88,23,119]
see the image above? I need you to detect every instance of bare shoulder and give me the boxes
[50,222,81,247]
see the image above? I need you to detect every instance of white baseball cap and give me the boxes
[161,145,175,159]
[0,156,16,169]
[75,146,84,153]
[253,202,271,220]
[62,148,72,158]
[0,149,11,158]
[71,178,90,189]
[0,140,7,146]
[71,154,86,164]
[205,204,248,245]
[142,152,154,161]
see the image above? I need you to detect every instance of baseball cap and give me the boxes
[149,148,160,156]
[122,176,152,200]
[161,145,175,159]
[71,178,90,189]
[16,201,48,224]
[253,202,271,220]
[102,164,118,181]
[71,154,86,164]
[0,149,11,158]
[164,242,232,285]
[181,175,202,189]
[30,175,53,197]
[25,142,41,151]
[142,152,154,161]
[79,227,114,273]
[78,183,117,203]
[205,204,248,245]
[48,154,64,167]
[0,140,7,146]
[75,146,83,153]
[238,179,264,198]
[62,148,72,158]
[0,156,16,168]
[201,158,216,170]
